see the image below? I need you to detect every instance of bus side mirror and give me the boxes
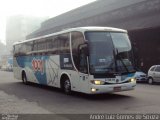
[79,43,89,56]
[78,43,89,74]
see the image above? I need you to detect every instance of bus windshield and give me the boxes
[85,31,135,75]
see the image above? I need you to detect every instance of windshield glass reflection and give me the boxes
[85,31,135,75]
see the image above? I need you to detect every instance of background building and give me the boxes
[0,41,6,56]
[6,15,48,53]
[26,0,160,72]
[0,42,7,68]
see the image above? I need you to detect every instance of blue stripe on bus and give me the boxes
[16,56,49,85]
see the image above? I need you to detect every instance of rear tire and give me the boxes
[63,79,71,94]
[22,72,28,85]
[148,77,154,85]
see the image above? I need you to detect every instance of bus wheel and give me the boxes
[63,79,71,94]
[22,72,28,84]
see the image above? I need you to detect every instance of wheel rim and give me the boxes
[149,78,152,84]
[24,77,26,83]
[64,80,71,93]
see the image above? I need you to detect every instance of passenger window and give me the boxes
[59,33,70,54]
[155,66,160,72]
[14,44,21,56]
[25,42,33,53]
[150,67,155,71]
[33,41,38,51]
[46,38,53,49]
[53,36,60,54]
[37,39,46,51]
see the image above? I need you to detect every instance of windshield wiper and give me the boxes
[116,49,129,73]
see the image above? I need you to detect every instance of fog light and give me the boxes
[91,88,97,92]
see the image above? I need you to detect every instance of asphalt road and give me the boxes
[0,70,160,116]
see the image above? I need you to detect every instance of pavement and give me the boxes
[0,70,160,119]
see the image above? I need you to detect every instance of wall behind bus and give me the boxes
[129,26,160,73]
[26,0,160,72]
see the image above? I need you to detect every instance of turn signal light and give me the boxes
[129,78,136,82]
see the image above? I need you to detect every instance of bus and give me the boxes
[13,27,136,94]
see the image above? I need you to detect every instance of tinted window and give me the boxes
[111,32,131,52]
[25,41,33,53]
[150,66,155,71]
[53,36,60,54]
[59,33,70,54]
[33,41,38,51]
[85,31,115,74]
[13,42,33,56]
[71,32,85,70]
[155,66,160,72]
[14,44,21,56]
[46,37,53,49]
[37,39,46,51]
[85,31,134,74]
[19,44,27,55]
[46,34,69,54]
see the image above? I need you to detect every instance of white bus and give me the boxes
[13,27,136,94]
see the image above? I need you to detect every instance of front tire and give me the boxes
[22,72,28,85]
[148,77,154,85]
[63,79,71,94]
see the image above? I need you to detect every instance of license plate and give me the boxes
[108,78,116,82]
[114,87,121,92]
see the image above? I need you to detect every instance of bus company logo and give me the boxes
[32,59,45,74]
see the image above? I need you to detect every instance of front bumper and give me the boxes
[136,77,147,82]
[89,82,136,94]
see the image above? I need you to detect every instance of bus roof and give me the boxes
[13,26,127,45]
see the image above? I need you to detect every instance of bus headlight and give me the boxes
[129,78,136,82]
[91,80,105,85]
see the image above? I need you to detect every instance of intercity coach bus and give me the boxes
[13,27,136,94]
